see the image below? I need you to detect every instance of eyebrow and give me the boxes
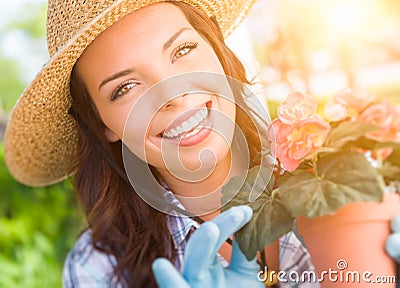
[98,28,191,91]
[163,27,191,51]
[99,68,135,91]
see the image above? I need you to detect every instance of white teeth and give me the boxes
[182,121,191,131]
[163,107,208,139]
[176,126,184,134]
[170,128,178,137]
[195,113,203,122]
[188,116,199,128]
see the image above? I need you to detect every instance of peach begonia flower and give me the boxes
[372,147,394,160]
[393,104,400,142]
[324,98,348,122]
[357,147,394,161]
[358,100,399,143]
[277,91,317,125]
[334,88,376,112]
[268,118,292,144]
[272,116,331,171]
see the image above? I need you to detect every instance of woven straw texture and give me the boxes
[4,0,256,187]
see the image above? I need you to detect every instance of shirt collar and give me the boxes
[163,189,199,247]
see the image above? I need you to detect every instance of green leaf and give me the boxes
[324,121,379,149]
[359,140,400,154]
[222,166,294,260]
[385,143,400,166]
[278,151,384,218]
[380,161,400,183]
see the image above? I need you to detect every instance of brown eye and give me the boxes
[175,47,191,58]
[172,42,198,63]
[111,81,138,101]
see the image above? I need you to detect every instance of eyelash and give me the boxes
[172,41,198,62]
[110,42,199,101]
[110,80,138,101]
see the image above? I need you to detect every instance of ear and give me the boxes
[104,127,120,143]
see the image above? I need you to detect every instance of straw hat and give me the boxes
[4,0,256,187]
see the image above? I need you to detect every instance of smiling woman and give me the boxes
[4,0,317,287]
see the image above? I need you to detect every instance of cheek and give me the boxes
[207,58,225,76]
[122,101,166,163]
[123,118,152,160]
[222,97,236,120]
[146,113,165,138]
[188,40,225,74]
[97,95,155,143]
[98,106,130,140]
[216,95,236,129]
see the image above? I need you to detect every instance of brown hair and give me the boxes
[69,1,261,287]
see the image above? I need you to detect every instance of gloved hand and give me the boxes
[152,206,265,288]
[386,214,400,263]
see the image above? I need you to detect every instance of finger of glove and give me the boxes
[183,221,220,280]
[386,233,400,263]
[183,206,252,279]
[152,258,190,288]
[210,205,253,257]
[391,215,400,232]
[229,237,261,275]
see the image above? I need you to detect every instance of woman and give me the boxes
[4,0,316,287]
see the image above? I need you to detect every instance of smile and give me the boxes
[162,107,209,140]
[158,100,214,146]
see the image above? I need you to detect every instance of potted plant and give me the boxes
[222,89,400,285]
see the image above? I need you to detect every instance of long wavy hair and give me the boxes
[69,1,262,287]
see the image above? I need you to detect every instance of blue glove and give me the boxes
[152,206,265,288]
[386,214,400,263]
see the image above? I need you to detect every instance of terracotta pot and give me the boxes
[297,193,400,287]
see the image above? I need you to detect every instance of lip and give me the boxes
[171,109,213,146]
[160,101,210,135]
[157,101,214,147]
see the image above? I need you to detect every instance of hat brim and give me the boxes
[4,0,256,187]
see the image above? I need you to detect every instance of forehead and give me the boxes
[117,2,189,31]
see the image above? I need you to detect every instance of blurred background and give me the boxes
[0,0,399,286]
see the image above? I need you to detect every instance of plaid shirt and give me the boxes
[62,191,319,287]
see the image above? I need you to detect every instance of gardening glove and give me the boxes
[385,214,400,263]
[152,205,264,288]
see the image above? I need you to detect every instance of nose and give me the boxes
[159,93,186,111]
[147,68,198,111]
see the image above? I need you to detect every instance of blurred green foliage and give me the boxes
[4,3,47,39]
[0,143,84,287]
[0,1,47,112]
[0,2,85,287]
[0,57,25,112]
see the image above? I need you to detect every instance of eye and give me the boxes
[172,42,198,63]
[111,80,138,101]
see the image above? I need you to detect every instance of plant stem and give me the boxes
[312,153,319,179]
[271,188,279,199]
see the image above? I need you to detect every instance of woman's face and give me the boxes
[76,3,236,180]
